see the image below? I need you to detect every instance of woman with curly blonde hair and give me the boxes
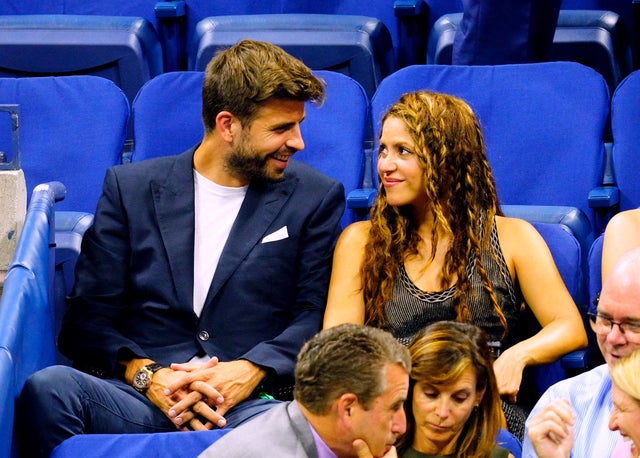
[323,90,586,439]
[398,321,513,458]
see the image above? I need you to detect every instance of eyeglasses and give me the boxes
[587,312,640,337]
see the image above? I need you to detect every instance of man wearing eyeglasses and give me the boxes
[522,246,640,457]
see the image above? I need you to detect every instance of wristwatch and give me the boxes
[132,362,164,393]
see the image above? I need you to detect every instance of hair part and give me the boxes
[201,39,325,133]
[294,324,411,414]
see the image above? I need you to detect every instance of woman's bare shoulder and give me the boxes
[494,214,538,241]
[338,220,372,246]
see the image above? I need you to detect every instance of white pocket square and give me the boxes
[262,226,289,244]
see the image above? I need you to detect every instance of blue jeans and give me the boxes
[16,365,280,458]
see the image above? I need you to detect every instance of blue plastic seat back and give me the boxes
[0,76,129,213]
[370,62,609,232]
[0,1,159,22]
[0,14,163,104]
[189,14,394,99]
[561,1,633,40]
[131,71,205,162]
[527,221,589,388]
[299,71,369,227]
[427,10,631,92]
[183,0,401,66]
[497,427,522,458]
[611,70,640,211]
[132,70,369,227]
[532,222,583,303]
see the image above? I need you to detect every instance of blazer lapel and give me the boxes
[288,401,320,458]
[151,148,196,312]
[204,174,297,305]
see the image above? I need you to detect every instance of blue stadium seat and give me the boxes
[0,348,15,458]
[0,76,130,213]
[0,181,65,458]
[610,69,640,211]
[131,71,204,161]
[529,222,589,373]
[586,233,605,367]
[370,62,610,239]
[51,429,230,458]
[0,14,163,105]
[588,233,604,312]
[188,14,394,99]
[132,70,373,227]
[426,10,632,92]
[552,10,632,91]
[52,211,94,365]
[183,0,411,67]
[0,1,184,71]
[497,427,522,458]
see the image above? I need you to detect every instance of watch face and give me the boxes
[134,370,150,390]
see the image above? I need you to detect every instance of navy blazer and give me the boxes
[59,147,345,391]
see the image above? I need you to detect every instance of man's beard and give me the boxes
[225,136,289,184]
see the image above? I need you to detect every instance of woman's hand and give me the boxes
[493,347,526,403]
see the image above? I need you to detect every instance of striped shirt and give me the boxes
[522,364,619,458]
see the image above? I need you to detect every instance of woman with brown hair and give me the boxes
[398,321,512,458]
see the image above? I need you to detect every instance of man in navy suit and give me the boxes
[17,39,345,457]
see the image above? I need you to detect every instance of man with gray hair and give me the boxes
[199,323,411,458]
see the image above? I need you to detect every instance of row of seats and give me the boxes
[5,0,639,68]
[0,4,636,109]
[1,62,638,300]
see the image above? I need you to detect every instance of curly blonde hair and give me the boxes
[363,91,508,335]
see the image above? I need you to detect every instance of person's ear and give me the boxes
[215,111,236,142]
[337,393,359,420]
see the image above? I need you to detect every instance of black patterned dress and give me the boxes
[382,219,529,440]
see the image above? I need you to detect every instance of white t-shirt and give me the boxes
[192,169,247,317]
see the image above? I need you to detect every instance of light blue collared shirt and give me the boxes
[522,364,620,457]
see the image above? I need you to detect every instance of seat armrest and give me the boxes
[560,349,588,370]
[155,1,187,72]
[347,188,377,209]
[55,211,93,234]
[393,0,429,67]
[588,186,619,208]
[154,0,186,18]
[393,0,427,17]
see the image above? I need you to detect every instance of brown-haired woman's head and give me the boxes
[396,321,502,458]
